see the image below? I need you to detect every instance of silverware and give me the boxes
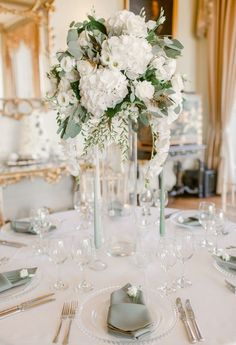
[176,298,197,343]
[0,292,55,319]
[165,211,176,219]
[52,302,70,343]
[225,279,236,293]
[62,301,78,345]
[0,240,27,248]
[185,299,204,342]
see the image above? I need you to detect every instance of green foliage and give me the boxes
[70,81,80,100]
[67,41,83,59]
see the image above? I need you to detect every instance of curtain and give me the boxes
[201,0,236,192]
[3,20,41,98]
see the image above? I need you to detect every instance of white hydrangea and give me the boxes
[135,81,154,101]
[106,10,148,38]
[57,92,70,107]
[101,35,153,78]
[80,68,128,117]
[171,74,184,92]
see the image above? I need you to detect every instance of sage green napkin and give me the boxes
[0,267,37,293]
[178,216,200,227]
[213,254,236,271]
[107,284,153,340]
[11,220,56,235]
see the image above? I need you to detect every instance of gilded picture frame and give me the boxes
[124,0,178,37]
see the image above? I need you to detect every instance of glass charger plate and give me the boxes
[0,267,42,303]
[170,210,201,229]
[213,261,236,280]
[76,285,177,344]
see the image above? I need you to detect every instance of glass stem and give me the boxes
[181,259,185,284]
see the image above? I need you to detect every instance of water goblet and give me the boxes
[73,190,92,231]
[175,233,195,288]
[48,238,68,291]
[210,209,225,254]
[138,188,153,227]
[30,207,50,254]
[157,237,177,295]
[198,202,216,248]
[72,237,94,292]
[153,189,168,224]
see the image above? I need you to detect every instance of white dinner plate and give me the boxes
[76,285,177,344]
[170,210,201,229]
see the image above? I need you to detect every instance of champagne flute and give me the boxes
[211,208,225,254]
[198,202,215,248]
[175,233,195,288]
[73,190,92,230]
[72,237,94,292]
[48,239,68,291]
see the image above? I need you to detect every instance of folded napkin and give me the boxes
[0,267,37,293]
[178,216,200,227]
[11,220,56,235]
[214,254,236,271]
[107,284,153,340]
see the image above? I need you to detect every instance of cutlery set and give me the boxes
[0,293,55,319]
[53,300,78,345]
[0,239,27,248]
[176,298,204,343]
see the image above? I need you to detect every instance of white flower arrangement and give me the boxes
[47,8,184,177]
[217,252,230,261]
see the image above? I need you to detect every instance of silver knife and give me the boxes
[0,292,55,319]
[185,299,204,342]
[176,298,197,343]
[0,240,27,248]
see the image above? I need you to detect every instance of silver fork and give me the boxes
[52,302,70,343]
[62,301,78,345]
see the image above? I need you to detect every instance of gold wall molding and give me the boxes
[0,98,48,120]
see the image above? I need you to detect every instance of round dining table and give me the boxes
[0,209,235,345]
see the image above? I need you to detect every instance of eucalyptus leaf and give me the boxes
[63,119,81,139]
[86,20,107,35]
[139,113,150,126]
[68,41,83,59]
[174,104,181,114]
[130,93,135,102]
[70,81,80,100]
[69,21,75,28]
[67,29,78,43]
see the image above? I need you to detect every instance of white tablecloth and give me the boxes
[0,209,236,345]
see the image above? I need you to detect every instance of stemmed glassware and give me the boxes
[153,189,168,224]
[74,189,93,231]
[157,237,177,295]
[175,233,195,288]
[30,207,50,254]
[72,237,94,293]
[48,238,68,291]
[138,188,153,227]
[198,202,216,248]
[210,209,225,254]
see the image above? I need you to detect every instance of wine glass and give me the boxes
[153,189,168,224]
[157,237,177,295]
[175,233,195,288]
[30,207,50,254]
[210,208,225,254]
[138,188,153,227]
[73,190,93,230]
[72,237,94,292]
[48,239,68,291]
[198,202,216,248]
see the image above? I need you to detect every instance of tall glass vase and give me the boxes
[102,124,137,257]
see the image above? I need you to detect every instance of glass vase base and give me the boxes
[177,277,192,289]
[75,280,94,293]
[107,241,135,257]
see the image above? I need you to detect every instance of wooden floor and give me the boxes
[168,195,222,210]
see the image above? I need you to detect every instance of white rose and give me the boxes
[60,56,74,72]
[59,78,71,92]
[135,81,154,101]
[151,55,165,70]
[57,92,70,107]
[171,74,184,92]
[163,58,176,79]
[68,89,77,104]
[147,20,156,30]
[77,60,96,76]
[126,14,147,37]
[78,31,89,47]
